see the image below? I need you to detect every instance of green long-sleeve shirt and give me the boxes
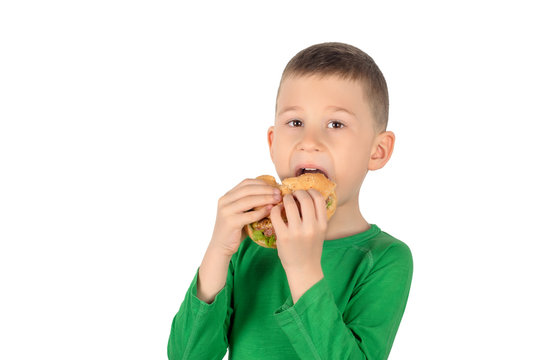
[168,224,413,359]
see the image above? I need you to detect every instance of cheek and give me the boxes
[272,133,292,155]
[272,139,287,158]
[334,142,362,164]
[270,137,291,173]
[333,146,368,184]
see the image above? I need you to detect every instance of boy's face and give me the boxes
[268,74,390,207]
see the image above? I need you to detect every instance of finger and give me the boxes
[292,190,315,223]
[222,183,280,207]
[233,182,280,200]
[307,188,327,225]
[229,178,278,196]
[234,178,272,190]
[230,193,282,214]
[282,193,301,226]
[269,203,287,234]
[240,204,273,227]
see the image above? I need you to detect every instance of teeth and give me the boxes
[297,168,328,178]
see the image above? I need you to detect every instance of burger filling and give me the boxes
[250,220,276,247]
[326,195,332,209]
[253,218,274,237]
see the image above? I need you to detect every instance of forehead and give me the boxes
[276,74,368,116]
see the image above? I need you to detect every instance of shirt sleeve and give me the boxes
[273,243,413,360]
[167,260,235,360]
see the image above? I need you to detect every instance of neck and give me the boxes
[325,196,370,241]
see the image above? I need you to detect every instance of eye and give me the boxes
[287,119,303,127]
[328,120,345,129]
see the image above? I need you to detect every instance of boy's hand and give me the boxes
[210,178,282,257]
[269,189,327,274]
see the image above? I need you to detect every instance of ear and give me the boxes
[267,126,275,160]
[368,131,395,171]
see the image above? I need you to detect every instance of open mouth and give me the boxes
[295,167,329,179]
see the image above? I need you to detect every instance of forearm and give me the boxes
[197,243,232,304]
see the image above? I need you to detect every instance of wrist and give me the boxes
[283,261,323,278]
[208,236,237,258]
[197,244,232,304]
[284,264,324,304]
[206,242,233,261]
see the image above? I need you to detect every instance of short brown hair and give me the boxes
[276,42,389,133]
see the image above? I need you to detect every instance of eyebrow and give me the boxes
[277,105,356,118]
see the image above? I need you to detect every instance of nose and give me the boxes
[297,126,323,152]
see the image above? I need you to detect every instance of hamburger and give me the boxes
[245,172,337,248]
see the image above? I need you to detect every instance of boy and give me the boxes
[168,42,413,359]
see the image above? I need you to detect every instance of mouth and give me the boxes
[295,165,330,179]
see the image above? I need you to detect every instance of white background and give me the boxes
[1,1,543,359]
